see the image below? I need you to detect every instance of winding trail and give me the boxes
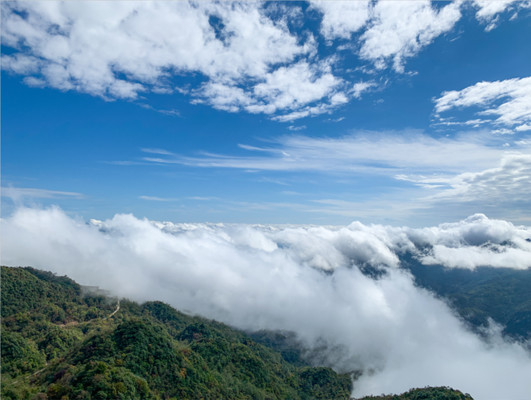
[12,299,122,385]
[105,299,121,319]
[109,299,121,318]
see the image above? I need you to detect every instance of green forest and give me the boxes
[355,387,473,400]
[2,266,472,399]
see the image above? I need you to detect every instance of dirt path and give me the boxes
[106,299,120,319]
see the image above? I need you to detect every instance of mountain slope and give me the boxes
[354,386,474,400]
[400,255,531,340]
[1,266,352,400]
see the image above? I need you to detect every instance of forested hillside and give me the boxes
[401,256,531,340]
[1,266,352,400]
[355,386,473,400]
[1,266,481,399]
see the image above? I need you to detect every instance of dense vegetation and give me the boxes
[401,255,531,340]
[1,266,482,399]
[1,266,352,400]
[355,386,473,400]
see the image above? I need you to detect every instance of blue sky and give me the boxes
[2,0,530,226]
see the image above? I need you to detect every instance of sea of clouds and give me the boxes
[2,207,531,399]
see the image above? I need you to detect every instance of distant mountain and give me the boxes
[399,254,531,341]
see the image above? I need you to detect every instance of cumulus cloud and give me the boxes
[359,0,462,72]
[310,0,370,40]
[2,207,531,399]
[4,1,527,120]
[351,81,377,98]
[2,1,347,120]
[474,0,518,20]
[400,213,531,269]
[192,60,345,118]
[0,1,306,87]
[434,77,531,131]
[310,0,462,72]
[473,0,530,30]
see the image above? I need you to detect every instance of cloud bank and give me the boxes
[2,207,531,399]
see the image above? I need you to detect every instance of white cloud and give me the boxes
[271,99,349,122]
[2,1,339,119]
[453,153,531,201]
[3,1,529,120]
[137,133,531,224]
[515,123,531,132]
[401,213,531,269]
[253,62,341,111]
[401,152,531,197]
[1,186,84,201]
[1,54,41,75]
[308,0,463,72]
[139,196,178,202]
[352,81,377,98]
[473,0,530,30]
[193,81,253,113]
[1,207,531,399]
[288,125,307,132]
[474,0,518,20]
[310,0,370,40]
[394,153,531,225]
[359,0,462,72]
[193,61,346,119]
[140,131,518,174]
[434,77,531,129]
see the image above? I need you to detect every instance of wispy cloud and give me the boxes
[402,154,531,203]
[2,186,84,200]
[139,195,178,202]
[433,77,531,131]
[287,125,306,132]
[132,132,531,224]
[473,0,530,30]
[138,103,181,117]
[139,131,520,174]
[140,148,176,156]
[351,81,377,98]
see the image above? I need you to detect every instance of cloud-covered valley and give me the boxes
[2,207,530,399]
